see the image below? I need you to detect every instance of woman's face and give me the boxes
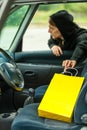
[48,23,63,40]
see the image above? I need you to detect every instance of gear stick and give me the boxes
[24,88,35,106]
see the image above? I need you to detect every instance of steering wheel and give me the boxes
[0,48,24,91]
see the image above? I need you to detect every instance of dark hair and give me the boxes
[49,18,56,26]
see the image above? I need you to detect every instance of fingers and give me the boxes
[51,45,63,56]
[62,60,77,71]
[62,60,71,67]
[53,47,62,56]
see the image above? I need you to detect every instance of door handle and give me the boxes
[24,71,36,77]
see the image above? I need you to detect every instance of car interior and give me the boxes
[0,0,87,130]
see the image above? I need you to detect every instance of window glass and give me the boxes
[0,5,29,50]
[23,3,87,51]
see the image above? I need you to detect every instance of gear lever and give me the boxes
[24,88,35,106]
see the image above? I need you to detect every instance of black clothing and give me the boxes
[48,10,87,63]
[50,10,78,39]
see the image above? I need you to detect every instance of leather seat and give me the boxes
[11,65,87,130]
[11,82,87,130]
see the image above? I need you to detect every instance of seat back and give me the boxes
[81,64,87,80]
[74,64,87,124]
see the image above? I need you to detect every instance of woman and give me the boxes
[35,10,87,102]
[48,10,87,70]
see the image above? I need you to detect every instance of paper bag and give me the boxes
[38,73,84,122]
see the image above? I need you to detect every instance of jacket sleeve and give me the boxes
[48,37,55,49]
[70,35,87,62]
[48,36,63,49]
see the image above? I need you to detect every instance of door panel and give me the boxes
[15,50,72,89]
[13,50,83,108]
[15,50,72,65]
[17,63,63,89]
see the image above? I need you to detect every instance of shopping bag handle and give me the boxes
[62,68,78,76]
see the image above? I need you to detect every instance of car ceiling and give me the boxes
[13,0,87,5]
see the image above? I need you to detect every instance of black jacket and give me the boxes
[48,10,87,63]
[48,27,87,63]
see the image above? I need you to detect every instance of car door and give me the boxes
[13,2,87,89]
[15,50,72,89]
[0,1,86,110]
[1,1,85,91]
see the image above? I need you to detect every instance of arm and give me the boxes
[62,32,87,70]
[48,36,63,56]
[48,37,55,49]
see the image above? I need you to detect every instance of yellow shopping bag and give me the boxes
[38,73,84,123]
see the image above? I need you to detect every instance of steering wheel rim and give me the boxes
[0,48,17,66]
[0,48,24,91]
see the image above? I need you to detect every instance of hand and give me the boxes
[62,60,77,71]
[51,45,63,56]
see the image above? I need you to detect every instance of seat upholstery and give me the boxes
[11,103,85,130]
[34,85,48,103]
[74,81,87,124]
[11,65,87,130]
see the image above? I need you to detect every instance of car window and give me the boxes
[22,3,87,51]
[0,5,29,50]
[0,2,87,52]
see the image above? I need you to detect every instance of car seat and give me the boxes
[11,65,87,130]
